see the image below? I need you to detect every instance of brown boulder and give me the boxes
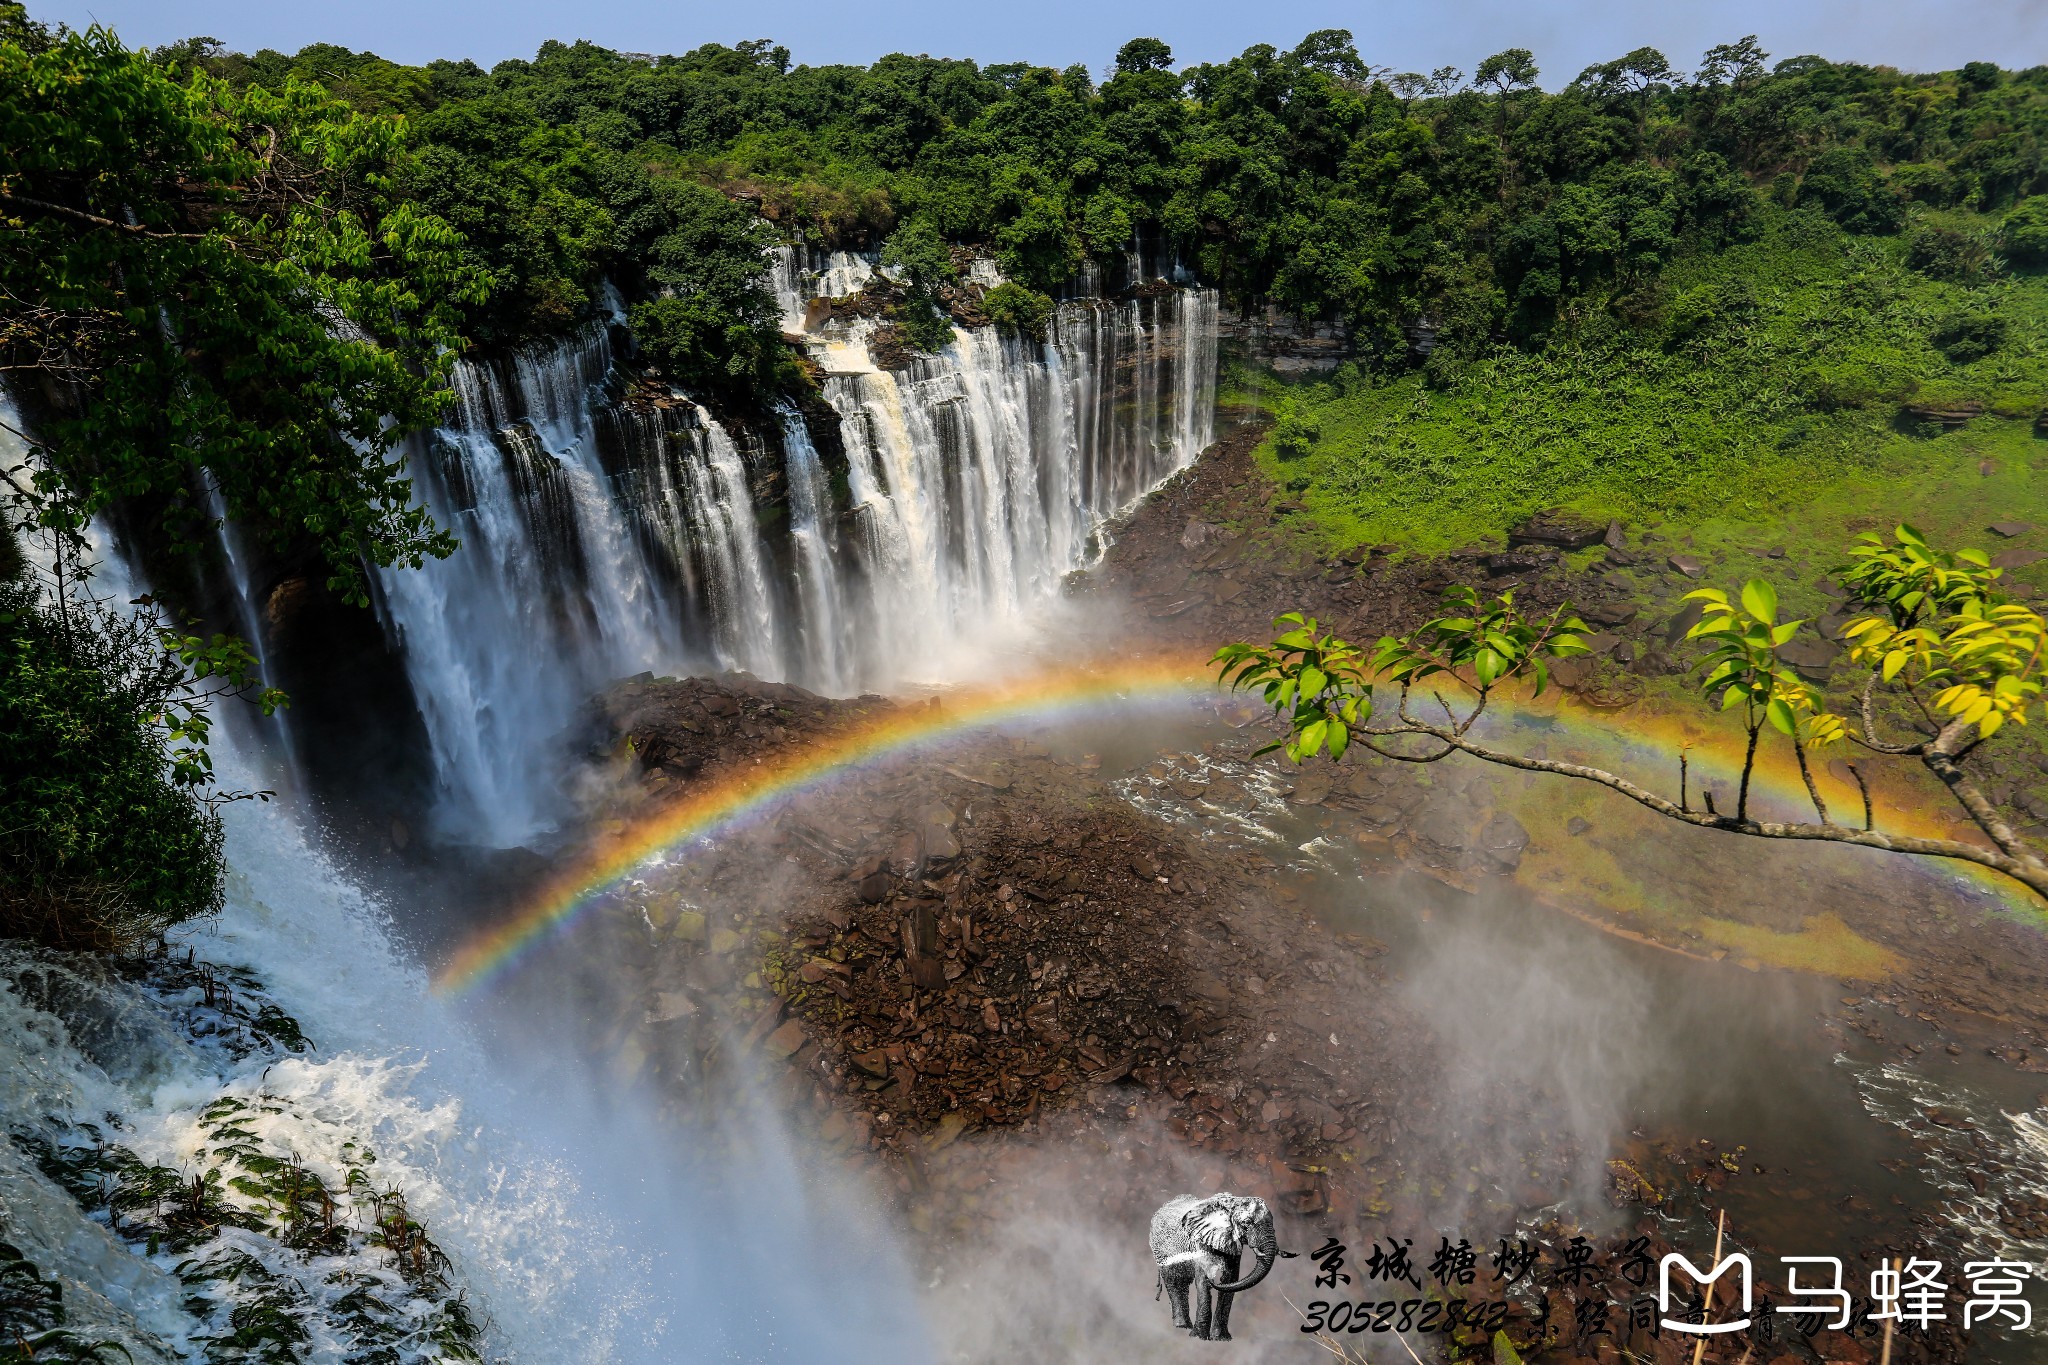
[1508,508,1607,550]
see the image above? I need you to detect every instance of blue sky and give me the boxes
[32,0,2048,84]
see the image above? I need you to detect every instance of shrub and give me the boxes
[1929,309,2009,362]
[1905,223,1992,280]
[880,218,958,353]
[1798,148,1905,234]
[2002,195,2048,266]
[0,571,225,950]
[1272,400,1321,460]
[1664,277,1757,344]
[983,282,1054,342]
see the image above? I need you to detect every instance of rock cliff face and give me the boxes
[1219,305,1352,373]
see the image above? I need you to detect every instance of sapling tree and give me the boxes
[1214,526,2048,902]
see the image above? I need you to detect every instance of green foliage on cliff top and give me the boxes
[1249,206,2048,552]
[145,25,2048,382]
[0,9,483,601]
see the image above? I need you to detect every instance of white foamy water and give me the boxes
[364,262,1216,844]
[0,511,930,1362]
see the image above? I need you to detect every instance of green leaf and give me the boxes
[1766,698,1797,736]
[1740,579,1778,625]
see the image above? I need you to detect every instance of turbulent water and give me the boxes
[374,249,1218,844]
[0,515,927,1363]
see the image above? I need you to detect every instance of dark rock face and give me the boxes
[1474,812,1530,873]
[1485,547,1558,576]
[1777,635,1842,681]
[1583,601,1638,627]
[1507,508,1607,550]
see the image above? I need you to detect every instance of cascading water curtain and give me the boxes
[370,287,1218,845]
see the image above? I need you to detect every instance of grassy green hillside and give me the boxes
[1247,206,2048,554]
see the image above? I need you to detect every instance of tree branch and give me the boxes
[1923,720,2042,866]
[1373,712,2048,900]
[0,192,206,240]
[1737,721,1761,821]
[1793,740,1831,826]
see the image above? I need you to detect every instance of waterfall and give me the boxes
[0,488,929,1361]
[811,290,1218,682]
[678,405,782,678]
[779,403,854,694]
[371,326,693,845]
[769,246,877,333]
[369,281,1217,845]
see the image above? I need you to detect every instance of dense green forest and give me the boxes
[138,24,2048,386]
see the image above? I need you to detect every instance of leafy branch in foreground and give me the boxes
[1215,526,2048,903]
[1,20,487,602]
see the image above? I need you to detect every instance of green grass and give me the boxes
[1254,209,2048,555]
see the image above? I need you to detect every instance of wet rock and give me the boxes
[1288,773,1333,805]
[1567,816,1591,836]
[1582,601,1638,627]
[1508,508,1607,550]
[1485,547,1556,576]
[857,870,893,903]
[942,764,1011,790]
[1993,548,2045,569]
[1777,636,1841,681]
[915,801,961,863]
[1411,808,1471,866]
[1667,553,1708,578]
[1181,519,1220,550]
[1475,812,1529,872]
[1663,600,1708,645]
[1990,521,2035,538]
[764,1019,808,1059]
[1359,801,1406,830]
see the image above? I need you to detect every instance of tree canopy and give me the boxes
[141,26,2048,374]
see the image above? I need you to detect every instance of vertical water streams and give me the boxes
[366,264,1217,845]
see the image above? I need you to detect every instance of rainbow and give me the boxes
[432,657,1216,997]
[436,654,2042,997]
